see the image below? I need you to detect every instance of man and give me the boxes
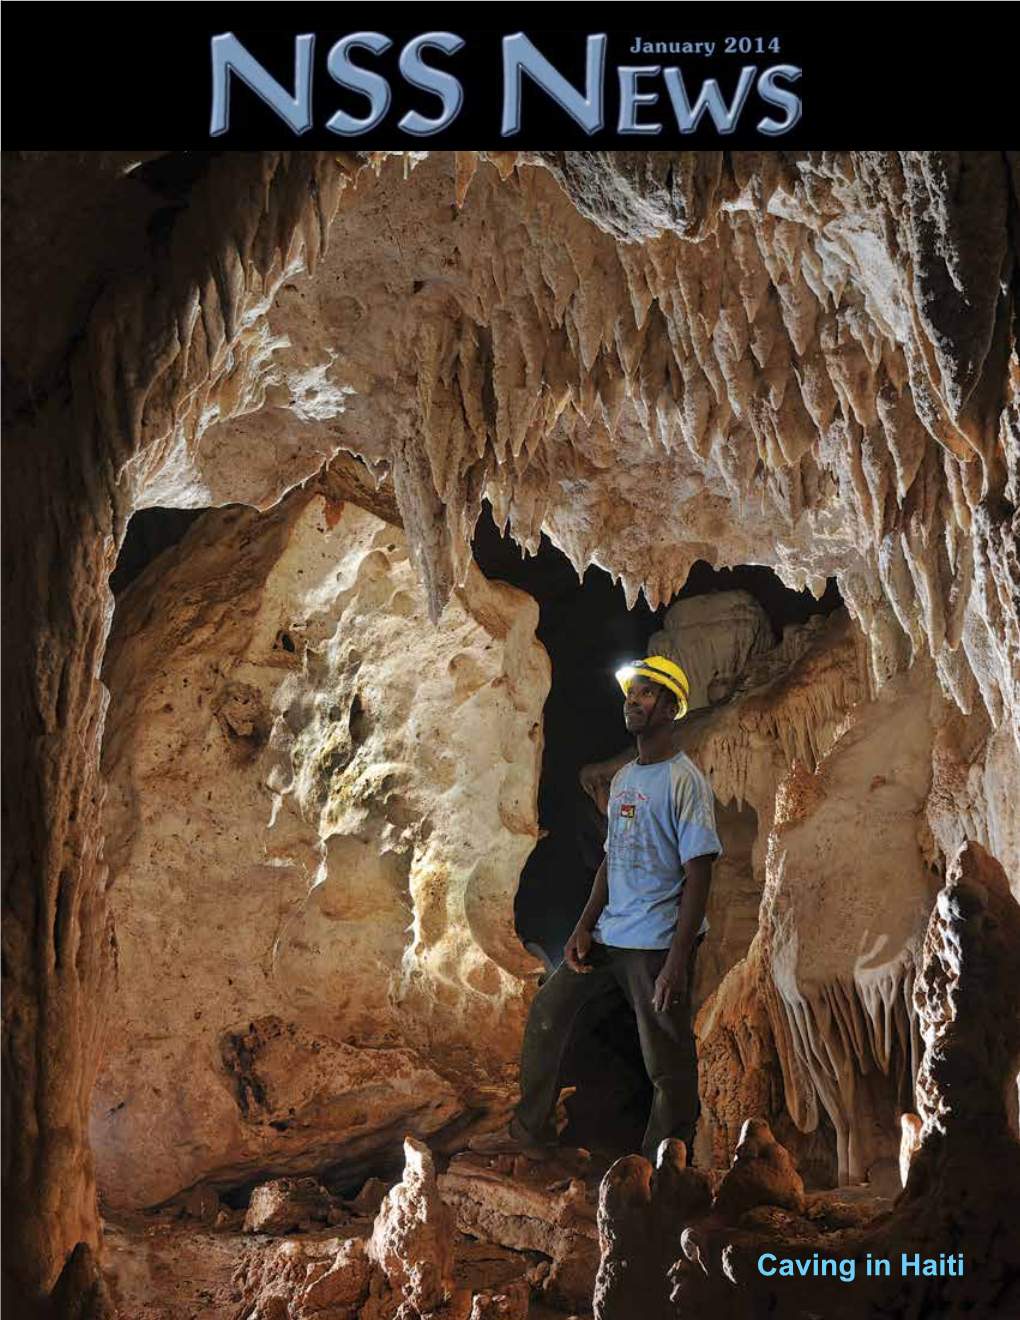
[473,655,722,1164]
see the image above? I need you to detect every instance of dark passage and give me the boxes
[472,508,662,966]
[109,505,206,594]
[472,506,842,1156]
[472,506,841,968]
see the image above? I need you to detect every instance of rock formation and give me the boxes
[594,1140,713,1320]
[92,488,549,1208]
[244,1178,336,1236]
[2,148,1018,1318]
[591,843,1020,1320]
[695,656,939,1184]
[233,1136,534,1320]
[366,1138,456,1314]
[439,1151,600,1311]
[649,589,775,711]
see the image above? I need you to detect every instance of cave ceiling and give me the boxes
[30,149,1012,743]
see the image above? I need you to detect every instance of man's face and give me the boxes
[623,677,674,734]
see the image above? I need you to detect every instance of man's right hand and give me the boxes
[564,925,593,973]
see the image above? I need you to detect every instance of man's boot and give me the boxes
[468,1119,552,1161]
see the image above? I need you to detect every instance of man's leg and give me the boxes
[513,943,620,1147]
[609,942,701,1163]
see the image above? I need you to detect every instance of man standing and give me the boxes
[473,655,722,1164]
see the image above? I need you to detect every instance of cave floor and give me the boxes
[102,1210,575,1320]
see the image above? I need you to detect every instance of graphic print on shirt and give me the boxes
[597,753,723,949]
[609,780,671,881]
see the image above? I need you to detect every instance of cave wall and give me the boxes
[655,605,938,1186]
[93,487,549,1208]
[2,148,1018,1314]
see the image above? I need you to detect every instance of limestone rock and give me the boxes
[899,1112,923,1190]
[694,957,786,1175]
[593,1144,713,1320]
[439,1154,597,1256]
[366,1137,455,1314]
[440,1153,599,1312]
[928,706,1020,903]
[284,151,1017,746]
[352,1178,393,1219]
[468,1280,529,1320]
[47,1242,117,1320]
[712,1119,806,1220]
[305,1239,373,1317]
[762,664,937,1184]
[244,1177,334,1235]
[233,1235,371,1320]
[910,842,1020,1166]
[92,491,549,1207]
[696,656,938,1185]
[648,590,774,712]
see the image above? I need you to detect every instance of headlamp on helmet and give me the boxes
[615,655,690,721]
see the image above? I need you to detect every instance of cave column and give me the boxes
[2,399,118,1314]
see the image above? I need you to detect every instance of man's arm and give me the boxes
[652,855,713,1012]
[564,858,609,974]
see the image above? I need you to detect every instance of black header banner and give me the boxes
[0,5,1008,145]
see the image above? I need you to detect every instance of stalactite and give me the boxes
[356,150,1013,737]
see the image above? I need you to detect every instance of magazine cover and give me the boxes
[3,10,1018,1319]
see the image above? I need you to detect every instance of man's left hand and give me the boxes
[652,956,688,1013]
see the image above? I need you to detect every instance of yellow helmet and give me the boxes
[615,655,690,721]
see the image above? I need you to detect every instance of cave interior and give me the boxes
[2,148,1019,1320]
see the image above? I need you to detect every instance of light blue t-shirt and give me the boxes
[593,751,723,950]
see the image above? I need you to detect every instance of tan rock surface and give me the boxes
[233,1233,373,1320]
[243,1177,334,1235]
[243,152,1019,747]
[697,660,939,1184]
[711,1118,806,1220]
[366,1138,455,1314]
[648,590,774,712]
[439,1152,600,1311]
[92,492,550,1208]
[4,148,1018,1314]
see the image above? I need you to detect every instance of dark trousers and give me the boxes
[514,939,701,1163]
